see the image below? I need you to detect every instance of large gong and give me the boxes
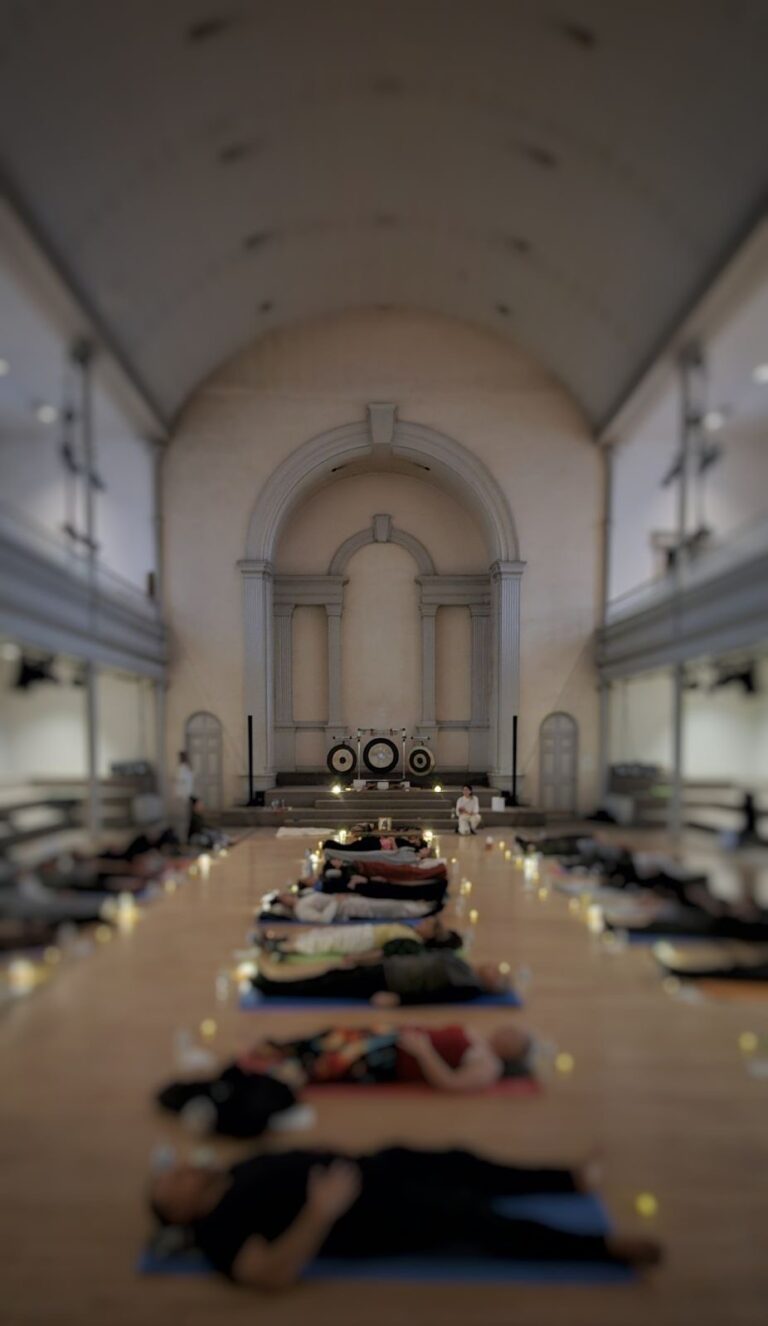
[407,744,435,777]
[327,742,356,775]
[362,736,399,774]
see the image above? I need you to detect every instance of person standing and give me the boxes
[172,750,195,843]
[456,784,481,835]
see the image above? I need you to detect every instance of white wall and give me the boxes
[97,672,156,777]
[609,671,674,772]
[0,653,87,780]
[0,250,156,595]
[0,657,156,783]
[340,541,421,734]
[683,657,768,785]
[163,309,601,805]
[609,257,768,602]
[93,385,156,592]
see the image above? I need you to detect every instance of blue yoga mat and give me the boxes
[622,929,705,946]
[239,988,523,1010]
[255,914,429,927]
[139,1191,633,1284]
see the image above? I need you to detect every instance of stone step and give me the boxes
[221,807,544,828]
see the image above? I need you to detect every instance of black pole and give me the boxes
[511,714,518,805]
[247,714,254,805]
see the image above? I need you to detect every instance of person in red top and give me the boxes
[236,1022,533,1091]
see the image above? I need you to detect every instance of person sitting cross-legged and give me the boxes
[456,784,482,835]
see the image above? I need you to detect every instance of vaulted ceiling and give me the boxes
[1,0,767,427]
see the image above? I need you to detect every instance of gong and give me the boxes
[362,736,399,774]
[327,742,356,775]
[407,744,435,776]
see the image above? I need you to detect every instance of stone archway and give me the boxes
[239,403,523,789]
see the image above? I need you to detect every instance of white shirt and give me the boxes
[456,794,480,816]
[174,763,195,800]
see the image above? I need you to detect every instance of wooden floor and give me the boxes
[2,827,768,1326]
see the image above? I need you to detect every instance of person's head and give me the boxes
[476,961,511,994]
[417,845,432,858]
[488,1024,531,1069]
[463,785,473,797]
[178,750,189,766]
[191,796,204,813]
[149,1163,224,1228]
[274,892,298,912]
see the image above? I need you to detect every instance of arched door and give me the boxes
[184,711,223,813]
[539,712,578,813]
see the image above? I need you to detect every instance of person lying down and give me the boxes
[239,1022,534,1089]
[259,888,440,923]
[250,947,512,1005]
[260,915,461,962]
[148,1145,662,1288]
[156,1022,535,1125]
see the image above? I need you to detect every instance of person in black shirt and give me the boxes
[148,1145,661,1289]
[251,950,510,1005]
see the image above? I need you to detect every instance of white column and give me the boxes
[418,603,438,736]
[240,560,275,790]
[273,603,294,724]
[489,560,525,789]
[325,603,344,737]
[468,602,490,769]
[273,602,295,770]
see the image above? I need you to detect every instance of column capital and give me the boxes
[420,602,439,618]
[273,600,295,618]
[325,601,344,618]
[238,558,274,579]
[469,601,491,617]
[490,559,526,580]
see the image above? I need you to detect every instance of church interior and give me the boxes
[1,3,768,1323]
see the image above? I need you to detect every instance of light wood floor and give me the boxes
[2,828,767,1326]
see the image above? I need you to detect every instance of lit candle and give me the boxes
[504,849,512,861]
[555,1052,575,1074]
[738,1031,759,1055]
[634,1192,658,1219]
[586,904,604,934]
[200,1018,217,1040]
[7,958,37,994]
[199,853,211,879]
[469,908,479,926]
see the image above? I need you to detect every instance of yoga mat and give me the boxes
[303,1077,540,1098]
[623,929,710,946]
[670,978,768,1003]
[239,988,523,1010]
[139,1191,633,1284]
[255,913,432,927]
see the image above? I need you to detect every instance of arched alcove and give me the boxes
[240,404,524,787]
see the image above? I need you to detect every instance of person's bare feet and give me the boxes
[371,991,400,1007]
[607,1236,663,1268]
[575,1152,603,1193]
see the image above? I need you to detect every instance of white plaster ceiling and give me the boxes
[0,0,767,427]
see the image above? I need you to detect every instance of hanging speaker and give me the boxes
[327,742,356,775]
[362,736,399,774]
[407,744,435,777]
